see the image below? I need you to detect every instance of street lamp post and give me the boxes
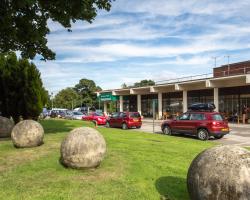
[51,92,54,110]
[224,55,230,76]
[212,56,219,68]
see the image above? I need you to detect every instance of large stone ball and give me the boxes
[0,116,14,137]
[11,120,44,148]
[187,145,250,200]
[60,127,106,169]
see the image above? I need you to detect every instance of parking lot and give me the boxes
[134,119,250,147]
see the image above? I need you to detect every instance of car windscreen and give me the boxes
[129,112,141,118]
[73,112,83,115]
[212,114,224,121]
[94,113,103,116]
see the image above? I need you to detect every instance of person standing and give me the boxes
[242,105,248,124]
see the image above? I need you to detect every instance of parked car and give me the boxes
[40,108,49,119]
[50,110,58,118]
[50,109,68,118]
[65,110,73,120]
[106,112,142,130]
[57,110,66,118]
[82,112,107,125]
[72,111,85,120]
[161,111,229,140]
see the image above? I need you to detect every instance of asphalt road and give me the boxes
[132,120,250,147]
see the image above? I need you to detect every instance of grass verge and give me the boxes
[0,119,215,200]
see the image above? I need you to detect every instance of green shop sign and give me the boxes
[99,93,119,102]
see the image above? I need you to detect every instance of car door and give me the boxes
[116,112,126,127]
[171,113,191,133]
[109,112,119,127]
[189,113,204,134]
[83,113,90,120]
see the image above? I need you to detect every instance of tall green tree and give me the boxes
[0,0,113,60]
[0,53,47,123]
[53,88,81,109]
[74,78,101,107]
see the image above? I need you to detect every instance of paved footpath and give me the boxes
[133,119,250,147]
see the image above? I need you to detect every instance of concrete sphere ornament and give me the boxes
[11,120,44,148]
[0,116,14,137]
[60,127,106,169]
[187,145,250,200]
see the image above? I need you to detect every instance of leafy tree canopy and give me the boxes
[74,78,102,106]
[53,87,80,109]
[133,79,155,87]
[122,79,156,88]
[0,0,113,60]
[121,83,128,89]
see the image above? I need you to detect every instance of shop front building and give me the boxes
[98,60,250,122]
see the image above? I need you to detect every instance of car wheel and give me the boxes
[197,129,209,141]
[214,135,224,139]
[122,123,128,130]
[106,122,110,128]
[136,126,141,129]
[163,126,172,135]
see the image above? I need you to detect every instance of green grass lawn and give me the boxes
[0,119,215,200]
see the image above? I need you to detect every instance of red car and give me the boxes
[82,112,107,125]
[106,112,142,129]
[161,111,229,140]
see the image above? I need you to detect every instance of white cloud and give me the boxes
[112,0,250,17]
[36,0,250,92]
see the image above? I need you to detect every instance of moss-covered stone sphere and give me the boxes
[0,116,14,137]
[60,127,106,169]
[187,145,250,200]
[11,120,44,148]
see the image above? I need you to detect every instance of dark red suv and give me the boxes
[161,111,229,140]
[106,112,142,130]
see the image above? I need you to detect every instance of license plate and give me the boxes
[222,128,229,131]
[133,118,138,122]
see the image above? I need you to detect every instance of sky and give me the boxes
[34,0,250,94]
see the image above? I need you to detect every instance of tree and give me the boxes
[121,83,128,89]
[0,52,47,123]
[133,79,155,87]
[74,78,101,107]
[0,0,113,60]
[53,88,81,109]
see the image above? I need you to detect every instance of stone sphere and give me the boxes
[0,116,14,137]
[11,120,44,148]
[60,127,106,169]
[187,145,250,200]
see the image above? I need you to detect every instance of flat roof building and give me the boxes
[97,60,250,122]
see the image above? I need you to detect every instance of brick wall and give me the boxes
[213,60,250,77]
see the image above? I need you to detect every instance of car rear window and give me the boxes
[129,112,141,118]
[212,114,224,121]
